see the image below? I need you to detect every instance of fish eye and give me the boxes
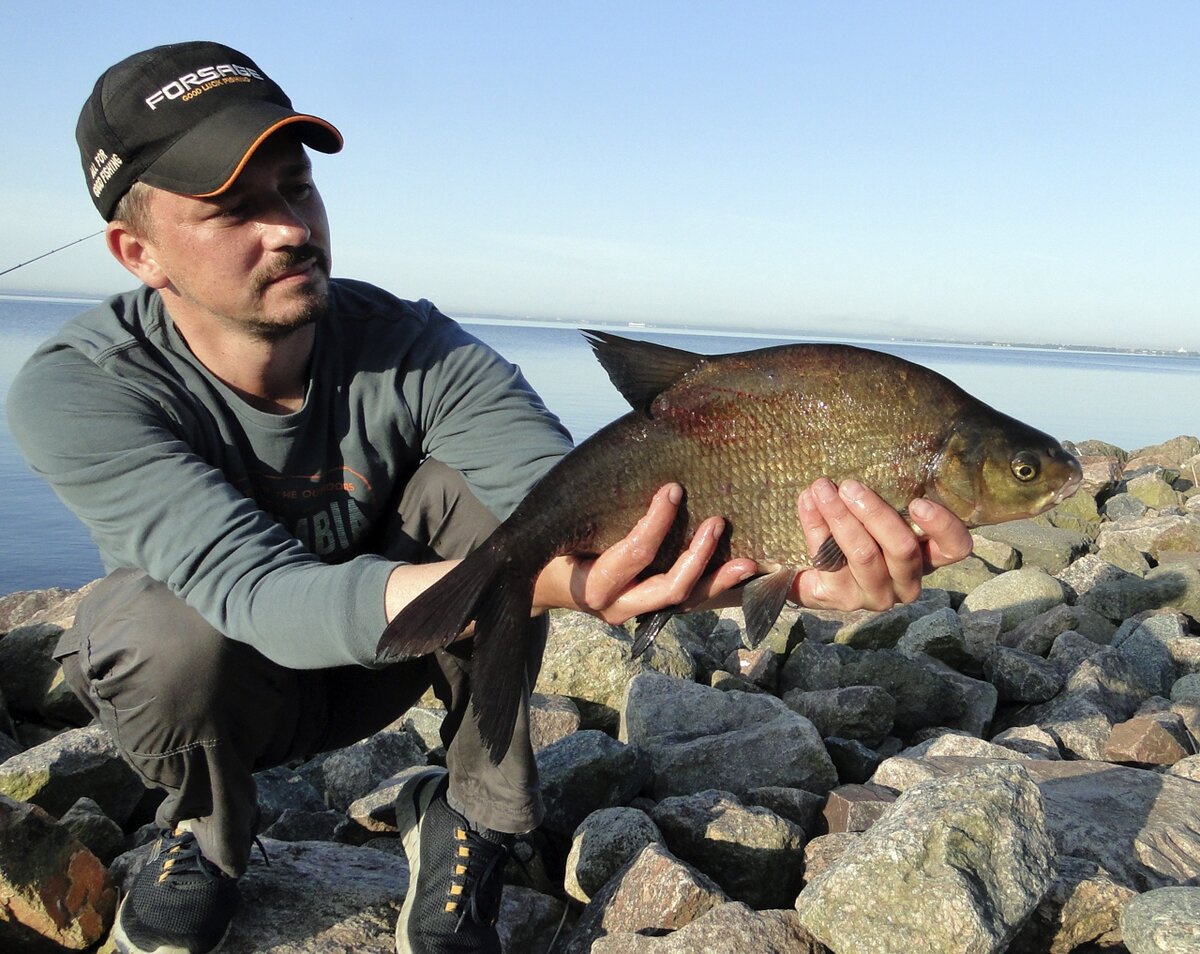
[1011,452,1040,482]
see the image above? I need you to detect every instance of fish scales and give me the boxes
[376,332,1083,763]
[565,344,970,570]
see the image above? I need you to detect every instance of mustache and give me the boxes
[254,245,331,288]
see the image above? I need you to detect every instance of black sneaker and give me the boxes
[395,768,511,954]
[112,825,239,954]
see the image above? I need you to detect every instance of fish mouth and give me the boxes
[1051,476,1081,505]
[1051,456,1084,505]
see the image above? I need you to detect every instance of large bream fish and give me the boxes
[377,331,1082,759]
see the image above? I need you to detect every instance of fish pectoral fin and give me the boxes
[741,568,798,648]
[631,608,677,658]
[811,535,847,572]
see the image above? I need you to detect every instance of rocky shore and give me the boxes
[3,434,1200,953]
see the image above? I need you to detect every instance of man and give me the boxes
[8,41,972,954]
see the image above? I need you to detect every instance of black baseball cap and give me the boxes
[77,41,343,220]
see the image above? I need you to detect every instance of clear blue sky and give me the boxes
[2,2,1196,350]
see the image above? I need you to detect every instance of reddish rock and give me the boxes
[0,794,115,950]
[1077,455,1123,499]
[1104,715,1194,766]
[821,783,898,834]
[563,842,727,954]
[801,832,860,887]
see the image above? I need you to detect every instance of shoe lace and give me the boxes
[155,829,269,885]
[449,825,511,931]
[155,830,220,886]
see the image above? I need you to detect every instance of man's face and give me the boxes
[133,131,332,340]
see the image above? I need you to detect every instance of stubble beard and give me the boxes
[244,245,332,342]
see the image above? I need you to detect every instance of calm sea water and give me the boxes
[2,293,1197,595]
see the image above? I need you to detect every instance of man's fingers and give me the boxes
[908,497,974,569]
[837,479,924,604]
[597,516,729,623]
[678,559,758,612]
[794,477,930,611]
[579,483,682,606]
[808,478,896,607]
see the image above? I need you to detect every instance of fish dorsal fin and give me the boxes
[581,330,706,415]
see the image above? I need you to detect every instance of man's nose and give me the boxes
[259,197,312,248]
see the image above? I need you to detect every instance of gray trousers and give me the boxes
[56,459,546,877]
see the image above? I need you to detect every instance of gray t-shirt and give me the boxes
[7,279,572,668]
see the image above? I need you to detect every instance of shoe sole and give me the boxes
[394,767,450,954]
[111,893,232,954]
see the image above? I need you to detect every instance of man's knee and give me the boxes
[383,458,501,563]
[69,571,296,742]
[76,572,221,689]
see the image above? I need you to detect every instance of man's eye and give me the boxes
[215,200,251,220]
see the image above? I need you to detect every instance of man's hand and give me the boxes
[531,483,756,624]
[793,477,973,612]
[532,478,973,624]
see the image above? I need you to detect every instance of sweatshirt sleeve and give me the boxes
[6,346,395,669]
[401,310,574,521]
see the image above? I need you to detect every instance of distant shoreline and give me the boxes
[3,290,1196,360]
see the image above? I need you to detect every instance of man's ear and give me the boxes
[106,220,169,289]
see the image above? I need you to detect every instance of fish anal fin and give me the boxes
[811,535,846,572]
[581,330,705,415]
[741,568,798,648]
[631,608,677,658]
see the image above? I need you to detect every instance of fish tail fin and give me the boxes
[375,539,506,663]
[374,532,544,764]
[468,578,540,761]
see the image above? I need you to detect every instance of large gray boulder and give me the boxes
[649,789,806,909]
[780,685,895,745]
[591,902,824,954]
[0,724,143,823]
[973,521,1090,574]
[620,672,837,799]
[318,726,425,812]
[1112,611,1200,696]
[539,610,697,730]
[1120,885,1200,954]
[536,730,651,836]
[795,762,1055,954]
[780,642,969,737]
[872,755,1200,892]
[960,566,1069,631]
[1081,564,1200,624]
